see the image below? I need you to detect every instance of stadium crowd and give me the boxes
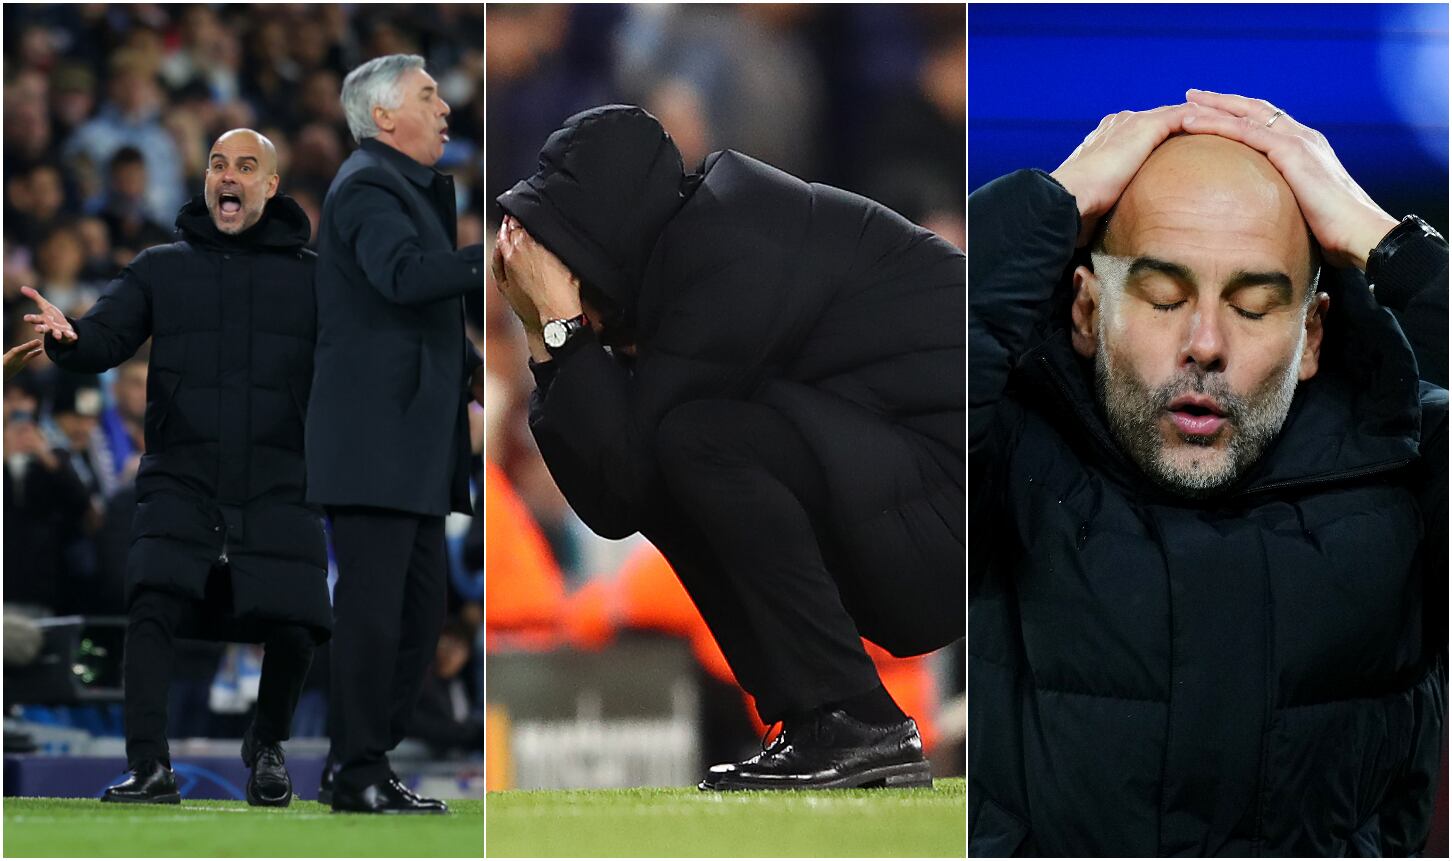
[3,4,484,759]
[484,3,965,776]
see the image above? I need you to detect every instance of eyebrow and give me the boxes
[208,154,260,165]
[1126,256,1293,302]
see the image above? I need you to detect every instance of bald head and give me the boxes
[212,128,278,175]
[1099,134,1317,292]
[205,127,280,235]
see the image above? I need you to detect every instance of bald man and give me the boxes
[969,94,1447,856]
[26,129,330,807]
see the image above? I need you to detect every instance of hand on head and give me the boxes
[1053,93,1398,271]
[1182,89,1398,270]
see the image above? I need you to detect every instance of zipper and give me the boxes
[1232,458,1413,498]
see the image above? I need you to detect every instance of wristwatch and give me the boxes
[542,314,589,352]
[1366,215,1444,290]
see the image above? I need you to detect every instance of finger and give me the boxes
[1186,89,1280,123]
[1182,109,1279,153]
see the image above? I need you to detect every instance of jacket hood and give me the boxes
[1016,263,1423,502]
[175,193,312,252]
[496,105,689,318]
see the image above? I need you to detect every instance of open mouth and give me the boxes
[218,192,242,216]
[1166,396,1227,437]
[439,127,450,143]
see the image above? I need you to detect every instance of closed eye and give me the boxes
[1151,301,1185,313]
[1233,307,1267,321]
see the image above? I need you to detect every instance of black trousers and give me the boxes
[652,399,963,722]
[327,507,447,791]
[124,573,315,769]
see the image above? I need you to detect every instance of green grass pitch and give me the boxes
[485,778,966,857]
[2,798,483,858]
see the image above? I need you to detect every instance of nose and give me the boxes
[1181,308,1226,374]
[439,98,451,117]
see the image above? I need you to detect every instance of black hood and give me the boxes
[174,193,312,252]
[1015,263,1423,502]
[496,105,690,317]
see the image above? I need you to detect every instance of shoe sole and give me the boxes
[101,793,181,804]
[247,787,292,808]
[329,807,450,815]
[702,760,933,791]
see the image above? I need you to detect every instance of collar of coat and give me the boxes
[1012,263,1425,503]
[174,193,312,253]
[360,137,442,188]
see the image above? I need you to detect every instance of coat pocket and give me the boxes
[145,369,183,446]
[971,797,1029,858]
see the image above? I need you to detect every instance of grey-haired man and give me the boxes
[307,53,483,815]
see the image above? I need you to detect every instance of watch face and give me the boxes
[543,320,567,349]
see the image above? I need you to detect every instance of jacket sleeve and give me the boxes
[527,333,654,539]
[44,254,154,373]
[968,169,1081,458]
[1370,227,1449,389]
[333,170,483,306]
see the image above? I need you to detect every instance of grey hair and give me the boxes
[341,54,426,143]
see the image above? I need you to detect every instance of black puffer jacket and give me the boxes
[969,169,1447,856]
[498,107,964,599]
[47,195,331,641]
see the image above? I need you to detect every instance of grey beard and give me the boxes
[1094,319,1304,498]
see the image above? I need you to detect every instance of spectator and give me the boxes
[89,147,173,259]
[62,48,185,225]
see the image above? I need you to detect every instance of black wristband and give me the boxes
[1366,215,1448,310]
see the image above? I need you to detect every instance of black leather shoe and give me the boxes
[331,778,448,814]
[317,751,336,805]
[242,738,292,807]
[389,775,448,813]
[699,709,933,791]
[101,759,181,804]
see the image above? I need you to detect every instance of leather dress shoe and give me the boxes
[699,709,933,791]
[101,759,181,804]
[331,778,449,814]
[242,738,292,807]
[389,776,448,813]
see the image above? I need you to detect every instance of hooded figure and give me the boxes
[36,128,327,809]
[968,151,1448,852]
[497,105,965,790]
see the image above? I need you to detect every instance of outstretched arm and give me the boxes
[27,258,153,373]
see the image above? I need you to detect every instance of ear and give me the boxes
[1298,292,1330,381]
[1070,265,1101,359]
[373,105,395,134]
[265,173,279,199]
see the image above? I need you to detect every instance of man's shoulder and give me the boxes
[1419,380,1448,438]
[327,148,401,195]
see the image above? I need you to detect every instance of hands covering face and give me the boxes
[491,216,583,333]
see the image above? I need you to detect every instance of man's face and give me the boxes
[204,130,280,235]
[1072,135,1325,497]
[377,67,451,166]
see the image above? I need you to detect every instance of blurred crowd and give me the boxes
[485,4,965,772]
[3,3,484,759]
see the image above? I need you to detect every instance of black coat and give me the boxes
[968,169,1448,856]
[46,195,331,641]
[499,106,964,602]
[306,139,483,517]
